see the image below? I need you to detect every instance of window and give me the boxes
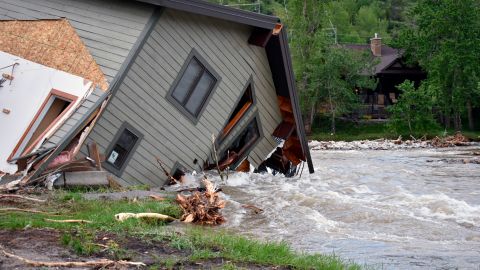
[220,117,261,167]
[167,49,220,123]
[219,78,254,141]
[104,122,143,176]
[9,89,77,160]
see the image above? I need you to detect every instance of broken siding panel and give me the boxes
[2,0,153,82]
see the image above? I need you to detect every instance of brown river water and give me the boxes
[209,144,480,269]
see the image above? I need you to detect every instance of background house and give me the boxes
[345,34,426,119]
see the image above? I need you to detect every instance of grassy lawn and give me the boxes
[0,190,361,269]
[309,118,480,142]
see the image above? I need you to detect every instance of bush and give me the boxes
[387,80,439,134]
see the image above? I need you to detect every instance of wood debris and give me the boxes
[176,178,226,225]
[431,133,470,147]
[0,194,46,203]
[0,245,145,268]
[115,212,176,223]
[149,194,166,201]
[242,204,264,214]
[44,219,92,224]
[0,208,56,215]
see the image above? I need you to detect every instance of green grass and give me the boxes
[310,117,480,142]
[0,190,182,232]
[0,190,361,269]
[152,228,360,270]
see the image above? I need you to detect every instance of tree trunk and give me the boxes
[328,88,335,134]
[304,102,315,134]
[453,111,461,131]
[444,115,451,130]
[331,109,336,134]
[467,100,474,130]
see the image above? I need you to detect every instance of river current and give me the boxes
[216,144,480,269]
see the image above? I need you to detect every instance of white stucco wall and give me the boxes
[0,51,92,174]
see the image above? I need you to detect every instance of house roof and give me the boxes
[343,44,402,74]
[24,0,314,179]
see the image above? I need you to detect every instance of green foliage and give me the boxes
[397,0,480,130]
[387,80,439,134]
[310,47,376,134]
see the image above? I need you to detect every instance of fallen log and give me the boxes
[0,245,145,268]
[0,194,46,203]
[115,212,176,223]
[44,219,92,224]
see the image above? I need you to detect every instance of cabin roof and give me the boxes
[343,44,402,74]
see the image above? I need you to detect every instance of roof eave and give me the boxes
[276,28,314,173]
[137,0,280,29]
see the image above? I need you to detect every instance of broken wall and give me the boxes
[0,51,92,173]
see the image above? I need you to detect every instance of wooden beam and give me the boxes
[248,27,273,47]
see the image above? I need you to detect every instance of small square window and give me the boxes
[104,122,143,176]
[167,49,220,123]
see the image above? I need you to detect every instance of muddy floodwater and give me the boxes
[218,144,480,269]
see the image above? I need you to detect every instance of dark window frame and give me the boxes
[217,75,256,145]
[220,112,263,169]
[166,48,221,124]
[103,122,143,177]
[170,161,187,181]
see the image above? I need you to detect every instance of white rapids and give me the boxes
[212,143,480,269]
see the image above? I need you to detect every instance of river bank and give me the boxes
[0,189,360,269]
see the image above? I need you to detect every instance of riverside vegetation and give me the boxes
[0,189,360,269]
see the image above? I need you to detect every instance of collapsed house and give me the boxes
[0,0,313,187]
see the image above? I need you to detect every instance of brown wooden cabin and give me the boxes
[345,34,426,119]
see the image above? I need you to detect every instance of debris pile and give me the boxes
[176,178,226,225]
[431,133,470,147]
[310,138,431,150]
[311,133,475,151]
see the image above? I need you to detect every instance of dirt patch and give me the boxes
[0,229,94,269]
[0,229,288,269]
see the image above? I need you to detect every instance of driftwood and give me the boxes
[44,219,92,224]
[156,157,178,185]
[0,245,145,267]
[0,194,46,203]
[0,208,56,215]
[176,178,226,225]
[115,213,176,222]
[431,133,470,147]
[242,204,264,214]
[149,194,166,201]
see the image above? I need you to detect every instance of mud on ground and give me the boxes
[0,229,289,269]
